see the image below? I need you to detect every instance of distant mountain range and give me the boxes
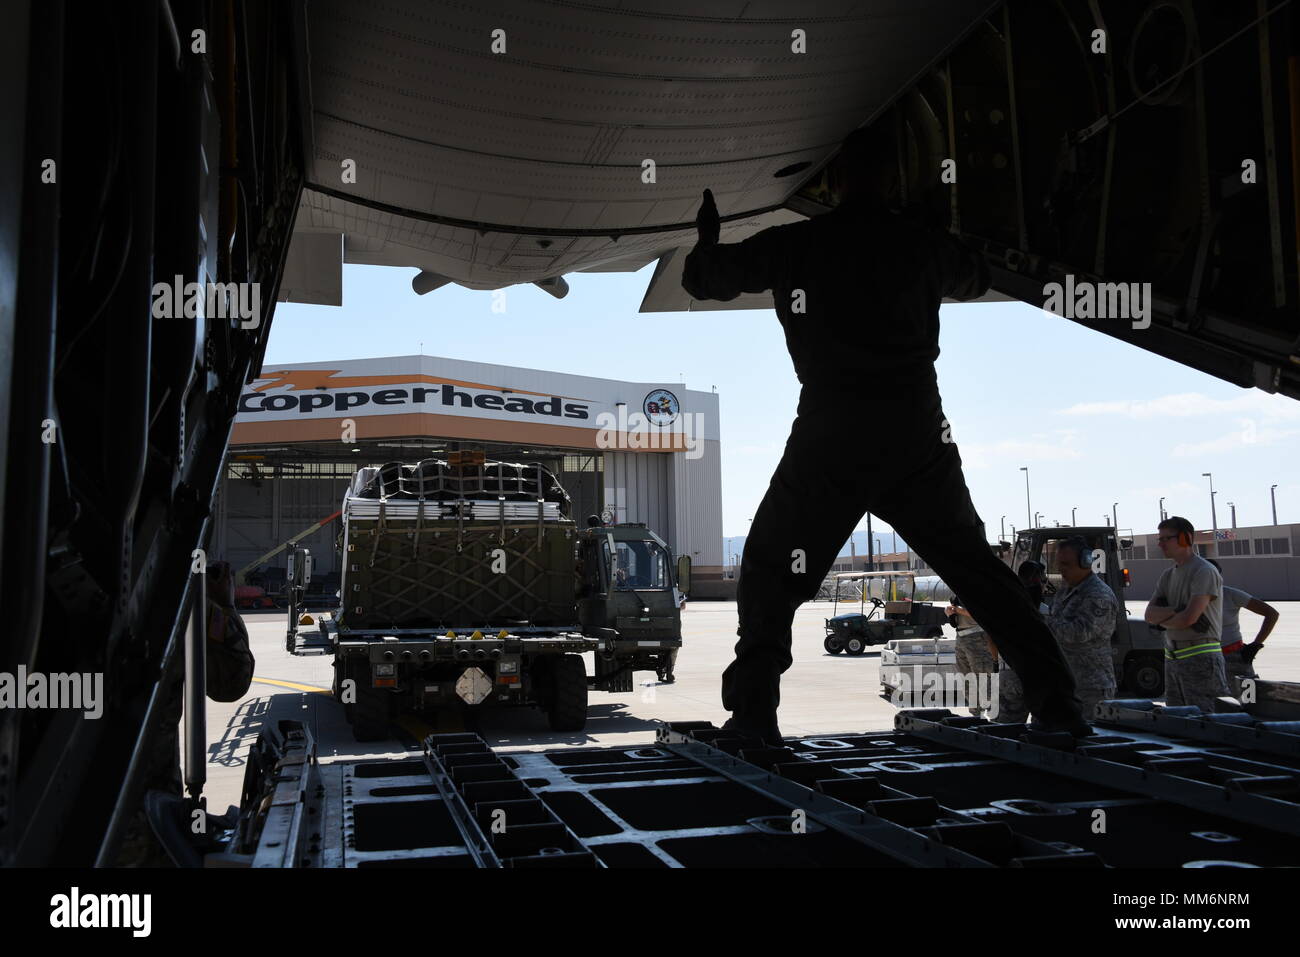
[723,529,910,565]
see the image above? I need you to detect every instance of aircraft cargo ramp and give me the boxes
[227,701,1300,868]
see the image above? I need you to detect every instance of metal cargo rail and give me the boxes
[224,702,1300,867]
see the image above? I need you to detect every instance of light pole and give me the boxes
[1020,467,1031,529]
[1010,523,1016,540]
[1071,507,1077,525]
[866,512,873,570]
[1112,502,1118,530]
[1034,511,1043,527]
[1227,502,1236,529]
[1202,472,1218,539]
[1159,496,1166,522]
[1000,515,1006,540]
[1271,485,1278,525]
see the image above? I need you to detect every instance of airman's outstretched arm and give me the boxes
[681,189,793,301]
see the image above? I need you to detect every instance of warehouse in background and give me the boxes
[212,355,724,600]
[1121,524,1300,600]
[815,522,1300,601]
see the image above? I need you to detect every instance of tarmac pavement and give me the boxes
[194,599,1300,814]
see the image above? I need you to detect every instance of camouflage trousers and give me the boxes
[995,659,1027,724]
[994,662,1110,723]
[1164,650,1229,712]
[1061,650,1117,721]
[658,648,678,678]
[955,632,997,715]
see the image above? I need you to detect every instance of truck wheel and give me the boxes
[845,636,867,656]
[1123,655,1164,698]
[824,635,845,655]
[530,657,554,707]
[546,654,588,732]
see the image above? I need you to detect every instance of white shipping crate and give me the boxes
[880,636,996,710]
[880,661,959,692]
[889,637,957,658]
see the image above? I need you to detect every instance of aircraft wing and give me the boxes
[280,0,1002,296]
[280,0,1299,398]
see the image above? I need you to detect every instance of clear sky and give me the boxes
[267,263,1297,545]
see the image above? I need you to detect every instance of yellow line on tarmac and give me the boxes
[252,676,332,694]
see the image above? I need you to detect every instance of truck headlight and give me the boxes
[374,663,396,677]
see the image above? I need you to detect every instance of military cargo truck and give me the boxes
[320,454,687,740]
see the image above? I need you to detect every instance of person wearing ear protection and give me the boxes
[1044,536,1120,719]
[1145,516,1228,711]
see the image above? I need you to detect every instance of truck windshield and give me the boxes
[606,540,671,590]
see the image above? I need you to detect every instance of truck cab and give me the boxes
[577,522,688,689]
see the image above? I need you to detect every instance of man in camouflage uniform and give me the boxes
[946,594,997,716]
[1145,516,1227,712]
[1044,537,1119,719]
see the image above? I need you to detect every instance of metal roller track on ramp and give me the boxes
[222,704,1300,867]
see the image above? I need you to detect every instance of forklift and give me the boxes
[824,571,949,655]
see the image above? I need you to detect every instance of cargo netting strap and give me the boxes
[368,498,387,568]
[349,525,574,626]
[536,464,544,549]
